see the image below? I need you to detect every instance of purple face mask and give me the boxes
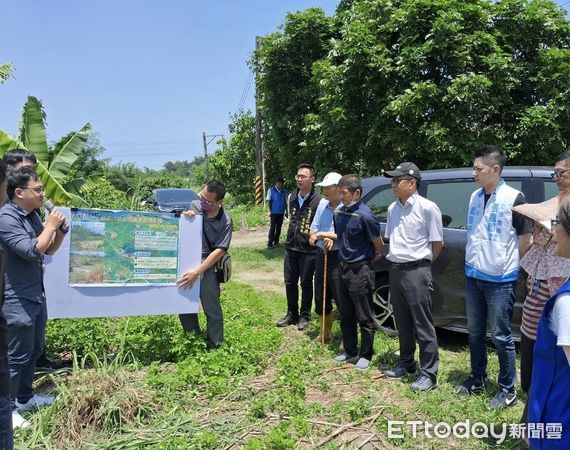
[200,198,214,211]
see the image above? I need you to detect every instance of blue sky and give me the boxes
[1,0,568,170]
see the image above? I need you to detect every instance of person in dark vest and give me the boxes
[266,176,287,249]
[276,163,321,331]
[528,196,570,449]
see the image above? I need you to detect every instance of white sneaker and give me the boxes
[12,410,30,429]
[15,394,55,412]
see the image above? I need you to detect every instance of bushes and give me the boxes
[227,204,267,230]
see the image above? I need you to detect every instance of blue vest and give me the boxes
[528,278,570,449]
[268,187,286,214]
[465,180,521,282]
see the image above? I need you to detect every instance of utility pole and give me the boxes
[202,132,224,183]
[254,36,266,205]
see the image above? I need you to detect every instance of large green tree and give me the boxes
[210,112,256,204]
[256,8,335,177]
[257,0,570,174]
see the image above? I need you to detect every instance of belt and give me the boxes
[389,259,430,270]
[340,259,373,270]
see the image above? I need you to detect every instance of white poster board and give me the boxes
[44,208,202,319]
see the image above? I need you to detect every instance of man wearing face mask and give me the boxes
[177,180,232,348]
[333,174,383,371]
[276,163,321,330]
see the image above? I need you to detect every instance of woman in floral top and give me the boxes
[519,152,570,424]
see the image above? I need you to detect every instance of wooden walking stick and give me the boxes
[321,247,328,344]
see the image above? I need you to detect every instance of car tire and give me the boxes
[373,274,398,337]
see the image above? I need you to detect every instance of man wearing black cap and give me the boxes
[382,162,443,392]
[266,176,287,249]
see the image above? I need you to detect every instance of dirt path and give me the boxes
[231,226,272,248]
[231,226,286,294]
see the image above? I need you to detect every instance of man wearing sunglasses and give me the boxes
[0,167,67,429]
[177,180,232,348]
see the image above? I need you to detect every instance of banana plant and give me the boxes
[0,96,94,205]
[0,62,14,84]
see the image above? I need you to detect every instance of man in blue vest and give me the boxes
[266,176,287,249]
[457,145,532,409]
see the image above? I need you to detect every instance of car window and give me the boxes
[364,186,393,222]
[502,180,522,192]
[427,180,523,229]
[426,181,474,229]
[544,180,558,200]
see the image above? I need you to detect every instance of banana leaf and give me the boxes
[49,123,92,180]
[0,62,14,84]
[0,129,25,155]
[18,96,50,164]
[0,129,73,205]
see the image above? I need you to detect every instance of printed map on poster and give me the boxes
[68,209,180,286]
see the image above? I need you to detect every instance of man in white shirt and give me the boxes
[382,162,443,392]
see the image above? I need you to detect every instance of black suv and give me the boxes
[361,167,557,338]
[146,188,199,214]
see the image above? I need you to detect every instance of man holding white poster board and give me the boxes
[178,181,232,348]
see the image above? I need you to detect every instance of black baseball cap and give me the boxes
[383,162,421,181]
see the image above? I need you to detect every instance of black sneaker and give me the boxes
[489,389,517,409]
[455,376,489,396]
[383,364,416,379]
[410,374,437,392]
[297,316,309,330]
[36,354,66,370]
[276,314,298,327]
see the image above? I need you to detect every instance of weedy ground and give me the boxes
[15,229,528,449]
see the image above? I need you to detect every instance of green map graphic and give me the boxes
[68,209,180,286]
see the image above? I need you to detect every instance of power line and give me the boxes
[235,69,254,115]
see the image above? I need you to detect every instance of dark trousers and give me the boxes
[3,298,47,406]
[389,263,439,380]
[338,263,376,360]
[284,249,316,319]
[0,395,12,450]
[520,333,535,423]
[268,214,284,246]
[314,248,341,315]
[179,266,224,344]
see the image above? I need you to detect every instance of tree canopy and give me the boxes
[257,0,570,176]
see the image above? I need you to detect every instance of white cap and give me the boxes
[316,172,342,187]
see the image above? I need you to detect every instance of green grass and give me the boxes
[18,247,529,449]
[226,204,267,230]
